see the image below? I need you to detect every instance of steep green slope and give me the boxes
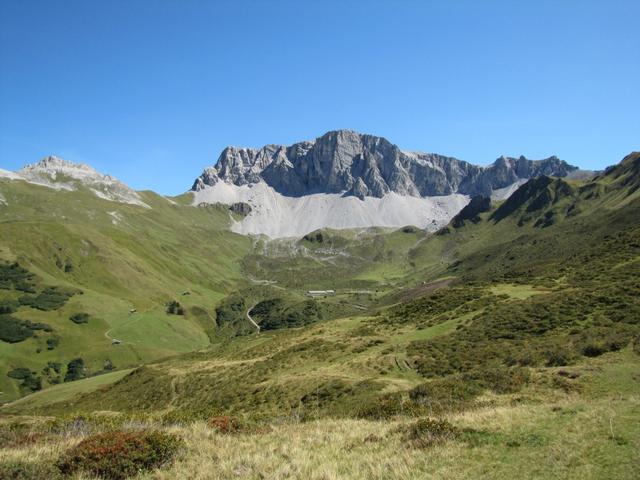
[0,179,251,402]
[404,157,640,286]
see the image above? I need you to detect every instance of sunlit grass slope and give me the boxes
[0,179,251,402]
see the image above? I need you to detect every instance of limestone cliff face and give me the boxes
[192,130,578,198]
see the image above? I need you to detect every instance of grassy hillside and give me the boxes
[6,159,638,418]
[0,154,638,479]
[0,179,252,402]
[5,156,640,414]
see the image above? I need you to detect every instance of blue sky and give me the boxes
[1,1,638,195]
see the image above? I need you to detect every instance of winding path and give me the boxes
[246,305,260,333]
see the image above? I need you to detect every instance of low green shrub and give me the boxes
[358,376,484,420]
[18,286,75,311]
[47,337,60,350]
[166,301,184,315]
[57,430,184,480]
[1,314,51,343]
[0,298,18,314]
[582,344,607,357]
[215,295,246,326]
[0,315,34,343]
[409,376,482,413]
[385,287,485,327]
[303,231,324,243]
[64,358,86,382]
[258,299,324,331]
[7,367,32,380]
[0,461,62,480]
[399,417,459,448]
[69,312,90,324]
[406,281,640,380]
[463,365,531,394]
[575,325,633,358]
[544,345,577,367]
[356,393,422,419]
[160,409,210,425]
[47,361,62,374]
[6,368,41,392]
[0,262,36,292]
[43,361,63,383]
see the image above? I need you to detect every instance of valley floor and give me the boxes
[1,349,638,479]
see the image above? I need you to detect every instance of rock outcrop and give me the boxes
[229,202,252,216]
[192,130,579,199]
[2,156,149,208]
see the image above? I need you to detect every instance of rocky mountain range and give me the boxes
[192,130,579,200]
[0,131,587,238]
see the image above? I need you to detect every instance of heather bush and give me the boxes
[207,415,246,434]
[57,430,184,479]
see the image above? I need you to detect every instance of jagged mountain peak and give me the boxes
[491,154,573,175]
[193,129,578,199]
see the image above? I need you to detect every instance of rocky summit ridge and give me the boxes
[1,155,149,207]
[192,130,578,199]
